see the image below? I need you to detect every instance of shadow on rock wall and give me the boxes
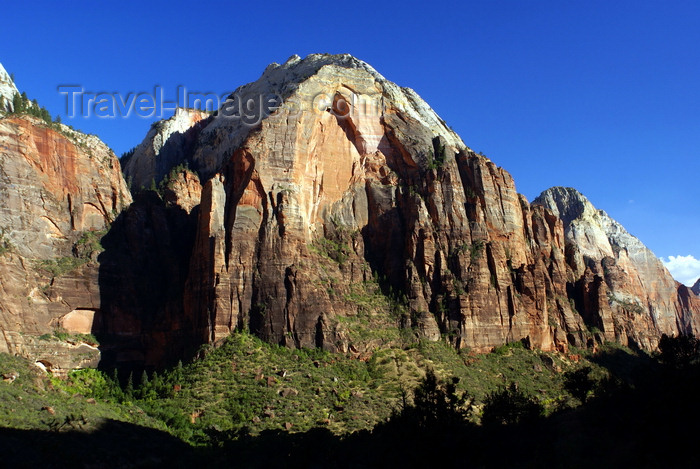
[93,191,204,374]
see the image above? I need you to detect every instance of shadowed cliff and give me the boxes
[95,190,203,372]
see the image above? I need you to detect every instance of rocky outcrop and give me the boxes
[533,187,700,347]
[692,278,700,296]
[94,188,199,371]
[0,62,18,112]
[83,162,204,371]
[162,167,202,214]
[0,113,131,368]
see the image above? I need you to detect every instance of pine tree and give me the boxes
[170,359,184,391]
[12,92,21,113]
[150,371,163,397]
[139,370,150,399]
[110,368,125,402]
[125,372,134,399]
[40,107,51,124]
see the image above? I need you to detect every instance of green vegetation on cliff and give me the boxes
[7,91,60,128]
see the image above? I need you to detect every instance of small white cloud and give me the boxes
[628,199,635,204]
[661,255,700,286]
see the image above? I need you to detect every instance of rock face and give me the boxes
[692,279,700,296]
[3,54,699,372]
[122,107,211,190]
[174,53,571,353]
[117,53,699,366]
[0,113,131,369]
[0,62,18,112]
[533,187,700,347]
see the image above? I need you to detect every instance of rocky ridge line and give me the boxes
[533,187,700,348]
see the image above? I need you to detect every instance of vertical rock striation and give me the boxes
[118,54,700,364]
[130,53,696,359]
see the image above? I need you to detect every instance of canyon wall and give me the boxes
[0,113,131,370]
[2,54,698,371]
[534,187,700,349]
[122,54,700,365]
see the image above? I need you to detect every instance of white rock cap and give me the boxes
[0,62,19,112]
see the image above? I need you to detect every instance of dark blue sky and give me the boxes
[2,0,699,282]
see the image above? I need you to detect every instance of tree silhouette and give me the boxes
[657,333,700,369]
[481,382,542,426]
[564,366,596,403]
[389,368,471,433]
[410,369,470,430]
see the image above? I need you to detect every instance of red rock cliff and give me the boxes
[0,114,131,369]
[533,187,700,348]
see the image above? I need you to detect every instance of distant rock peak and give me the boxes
[533,186,647,256]
[0,62,19,112]
[533,185,698,344]
[532,186,592,225]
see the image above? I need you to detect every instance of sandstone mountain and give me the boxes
[1,54,698,373]
[693,278,700,296]
[114,53,700,369]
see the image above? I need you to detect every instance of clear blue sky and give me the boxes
[1,0,699,282]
